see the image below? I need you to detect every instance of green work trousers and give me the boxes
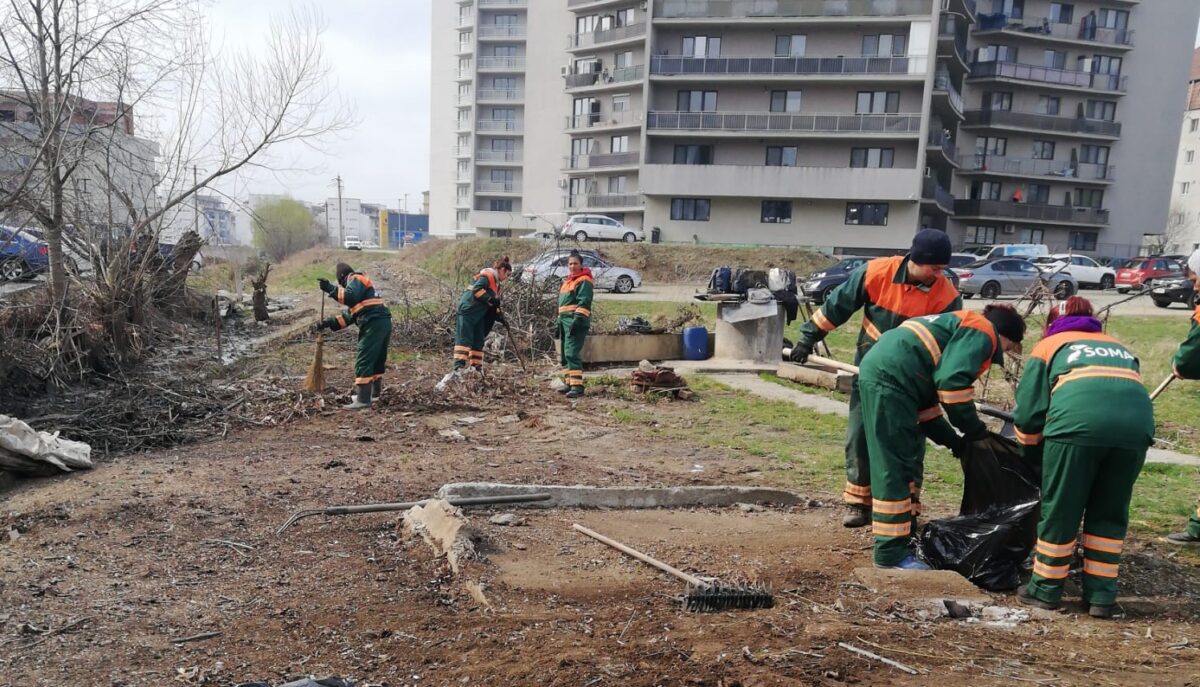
[356,317,392,385]
[859,376,924,567]
[843,378,925,509]
[1026,440,1146,607]
[454,308,493,369]
[559,320,588,388]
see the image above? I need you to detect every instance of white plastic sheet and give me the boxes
[0,415,93,473]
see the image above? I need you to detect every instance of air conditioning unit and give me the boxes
[560,65,571,76]
[1002,225,1016,235]
[557,178,568,188]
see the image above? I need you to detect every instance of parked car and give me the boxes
[802,255,958,304]
[1115,257,1182,293]
[343,236,362,250]
[968,244,1051,260]
[0,226,50,281]
[524,252,641,293]
[560,215,644,243]
[949,252,978,269]
[520,230,558,243]
[1029,254,1116,290]
[1097,256,1134,270]
[1147,272,1196,309]
[957,258,1077,299]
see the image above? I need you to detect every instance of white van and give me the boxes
[973,244,1050,260]
[343,236,362,251]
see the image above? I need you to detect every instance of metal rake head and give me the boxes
[685,583,775,612]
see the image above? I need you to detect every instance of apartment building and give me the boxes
[1168,48,1200,253]
[431,0,1199,256]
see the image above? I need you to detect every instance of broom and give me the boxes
[303,295,326,392]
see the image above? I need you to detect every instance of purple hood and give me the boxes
[1045,315,1103,337]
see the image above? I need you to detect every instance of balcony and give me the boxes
[478,0,526,6]
[565,65,645,89]
[962,109,1122,139]
[646,111,923,135]
[946,0,977,23]
[953,199,1109,226]
[564,151,640,170]
[926,130,958,166]
[476,88,523,102]
[456,91,473,106]
[921,177,955,214]
[477,119,523,132]
[968,61,1127,94]
[453,146,472,158]
[564,193,644,210]
[974,13,1134,48]
[567,22,645,50]
[956,155,1114,182]
[478,25,526,40]
[649,54,926,78]
[477,56,526,71]
[653,0,934,19]
[932,73,964,118]
[476,181,522,194]
[936,15,970,70]
[455,68,474,81]
[565,110,643,131]
[568,0,635,7]
[456,119,473,133]
[640,163,919,200]
[476,150,522,164]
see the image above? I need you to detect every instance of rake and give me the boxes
[572,523,774,612]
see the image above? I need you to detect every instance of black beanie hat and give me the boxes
[909,229,952,266]
[983,303,1026,344]
[335,262,354,285]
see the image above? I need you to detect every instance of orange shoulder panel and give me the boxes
[956,310,998,349]
[1194,305,1200,326]
[349,273,373,289]
[865,256,959,318]
[1029,330,1121,363]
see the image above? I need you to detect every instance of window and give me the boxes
[1098,8,1128,30]
[972,181,1003,201]
[1049,3,1073,23]
[614,51,634,69]
[1075,188,1104,208]
[677,90,717,112]
[492,107,516,120]
[1032,141,1055,160]
[862,34,907,57]
[984,91,1013,111]
[856,91,899,114]
[0,110,14,122]
[775,34,807,57]
[850,148,895,168]
[490,169,513,187]
[1028,183,1050,204]
[1191,119,1199,133]
[610,135,629,153]
[614,8,636,26]
[572,97,600,126]
[492,76,517,90]
[1188,151,1196,164]
[1087,100,1117,121]
[490,229,513,238]
[993,0,1024,19]
[845,203,889,226]
[576,15,598,33]
[770,90,803,113]
[1036,96,1061,115]
[456,210,469,224]
[673,144,713,164]
[488,199,514,212]
[493,45,518,57]
[491,138,515,153]
[609,175,627,193]
[1043,49,1066,70]
[612,94,630,112]
[761,200,792,224]
[1182,182,1192,195]
[1079,144,1109,165]
[966,225,997,244]
[682,36,721,58]
[766,146,799,166]
[976,137,1008,156]
[1090,55,1122,76]
[980,44,1018,62]
[1018,228,1044,243]
[1069,231,1098,251]
[571,137,595,157]
[671,198,711,221]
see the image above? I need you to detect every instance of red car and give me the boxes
[1115,257,1182,294]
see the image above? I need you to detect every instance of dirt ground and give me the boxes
[4,350,1200,687]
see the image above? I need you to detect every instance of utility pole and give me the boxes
[193,166,199,238]
[335,174,345,247]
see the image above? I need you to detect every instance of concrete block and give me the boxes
[437,482,806,510]
[558,333,684,365]
[853,567,991,604]
[714,303,784,364]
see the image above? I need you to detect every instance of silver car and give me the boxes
[523,253,641,294]
[958,258,1077,300]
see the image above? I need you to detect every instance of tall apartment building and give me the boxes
[430,0,1199,256]
[1168,48,1200,252]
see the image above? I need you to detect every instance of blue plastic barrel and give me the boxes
[682,326,709,361]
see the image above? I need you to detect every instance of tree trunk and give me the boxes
[251,264,271,322]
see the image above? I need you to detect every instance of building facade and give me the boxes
[196,194,236,245]
[1167,48,1200,253]
[431,0,1199,256]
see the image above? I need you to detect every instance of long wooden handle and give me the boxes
[573,523,704,587]
[781,348,861,375]
[1150,374,1175,401]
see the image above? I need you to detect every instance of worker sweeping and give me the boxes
[858,305,1025,570]
[314,262,392,410]
[1013,297,1153,618]
[790,229,962,528]
[1165,249,1200,546]
[451,256,511,375]
[557,250,594,399]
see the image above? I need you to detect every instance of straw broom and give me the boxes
[303,295,326,392]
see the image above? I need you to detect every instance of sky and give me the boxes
[206,0,431,212]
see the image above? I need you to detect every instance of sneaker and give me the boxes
[874,555,930,571]
[565,386,585,399]
[1165,532,1200,546]
[1017,585,1060,611]
[842,505,870,528]
[1088,604,1116,619]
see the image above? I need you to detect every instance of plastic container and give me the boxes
[682,326,709,361]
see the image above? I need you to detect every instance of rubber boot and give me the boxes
[1088,604,1116,619]
[842,504,870,528]
[343,384,372,410]
[565,386,585,399]
[371,378,382,399]
[1017,585,1060,611]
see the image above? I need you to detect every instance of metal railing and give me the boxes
[933,73,963,113]
[564,151,640,169]
[922,177,956,210]
[477,56,526,70]
[455,119,474,132]
[565,110,642,129]
[476,181,521,193]
[647,111,924,133]
[649,54,923,76]
[476,119,523,131]
[478,25,526,39]
[568,22,645,49]
[962,109,1122,137]
[937,14,970,64]
[564,193,644,209]
[456,92,473,105]
[456,68,474,80]
[476,89,523,101]
[453,146,472,157]
[479,0,526,5]
[956,155,1114,181]
[969,60,1127,92]
[565,64,645,88]
[954,199,1110,225]
[654,0,934,18]
[975,14,1134,46]
[476,150,522,162]
[927,130,957,162]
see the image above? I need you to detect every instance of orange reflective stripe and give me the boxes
[336,315,347,329]
[1033,560,1070,580]
[1036,538,1076,558]
[899,321,942,364]
[350,298,384,315]
[917,406,943,423]
[575,307,591,318]
[1083,559,1119,578]
[561,273,595,293]
[1081,534,1123,554]
[872,498,912,515]
[1052,366,1141,392]
[862,317,882,341]
[348,273,373,289]
[1194,305,1200,327]
[337,286,346,304]
[844,482,872,497]
[475,269,499,293]
[559,305,578,313]
[812,310,835,333]
[354,376,374,385]
[474,289,487,299]
[957,310,999,349]
[873,521,912,537]
[938,388,975,404]
[1014,428,1042,446]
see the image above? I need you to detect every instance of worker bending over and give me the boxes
[1014,297,1153,618]
[453,256,511,374]
[557,250,594,399]
[1166,249,1200,546]
[790,229,961,528]
[315,262,392,410]
[858,305,1025,570]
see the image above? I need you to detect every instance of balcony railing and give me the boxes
[649,54,924,76]
[963,109,1122,137]
[649,111,923,134]
[937,15,970,64]
[568,22,645,49]
[478,0,526,6]
[564,151,640,169]
[954,199,1110,225]
[477,119,523,131]
[453,146,472,158]
[476,88,523,101]
[957,155,1114,181]
[922,177,955,211]
[476,150,522,163]
[969,60,1127,92]
[478,25,526,39]
[975,13,1134,47]
[476,181,521,193]
[565,64,645,89]
[933,73,963,114]
[565,110,642,129]
[564,193,644,209]
[456,68,474,80]
[477,56,526,70]
[653,0,933,18]
[927,130,957,162]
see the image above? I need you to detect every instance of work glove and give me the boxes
[312,319,330,333]
[789,340,813,364]
[318,278,335,294]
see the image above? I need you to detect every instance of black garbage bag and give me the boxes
[919,435,1041,591]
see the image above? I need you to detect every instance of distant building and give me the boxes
[1167,48,1200,253]
[196,194,236,245]
[378,209,430,249]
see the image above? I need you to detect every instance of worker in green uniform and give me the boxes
[452,256,511,373]
[1166,250,1200,547]
[557,250,594,399]
[1013,297,1153,618]
[790,229,962,528]
[858,305,1026,570]
[315,262,392,410]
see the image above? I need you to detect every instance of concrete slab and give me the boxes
[437,482,807,509]
[853,567,992,605]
